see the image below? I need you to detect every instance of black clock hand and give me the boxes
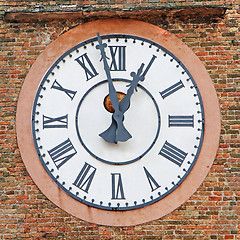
[96,33,131,143]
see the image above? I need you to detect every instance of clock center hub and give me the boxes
[104,92,126,113]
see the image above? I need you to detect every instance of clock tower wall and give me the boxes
[0,0,239,238]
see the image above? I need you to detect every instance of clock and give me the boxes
[32,32,202,208]
[16,19,220,226]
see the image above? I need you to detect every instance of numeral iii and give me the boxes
[168,115,194,127]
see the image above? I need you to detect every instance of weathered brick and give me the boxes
[0,1,239,239]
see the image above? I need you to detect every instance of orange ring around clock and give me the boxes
[16,19,220,226]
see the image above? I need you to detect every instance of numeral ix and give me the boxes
[43,114,68,129]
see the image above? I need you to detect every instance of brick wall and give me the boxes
[0,0,239,239]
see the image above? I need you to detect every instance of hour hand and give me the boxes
[119,63,145,114]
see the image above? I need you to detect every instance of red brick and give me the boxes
[0,1,239,239]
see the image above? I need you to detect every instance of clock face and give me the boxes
[32,34,204,210]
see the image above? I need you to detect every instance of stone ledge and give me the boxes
[4,6,226,23]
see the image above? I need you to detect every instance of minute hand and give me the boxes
[96,33,119,111]
[96,33,131,143]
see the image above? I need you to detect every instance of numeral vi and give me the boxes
[111,173,125,200]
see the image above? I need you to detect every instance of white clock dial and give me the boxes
[32,34,204,210]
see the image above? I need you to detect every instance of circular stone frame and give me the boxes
[16,19,220,226]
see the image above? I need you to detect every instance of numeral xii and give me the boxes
[109,46,126,71]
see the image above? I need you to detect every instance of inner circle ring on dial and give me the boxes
[75,79,161,165]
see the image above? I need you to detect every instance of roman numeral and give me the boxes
[109,46,126,71]
[75,53,98,81]
[159,141,187,167]
[168,115,194,127]
[73,162,96,193]
[51,80,77,100]
[111,173,125,199]
[43,114,68,129]
[143,167,160,192]
[160,80,184,99]
[48,138,77,169]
